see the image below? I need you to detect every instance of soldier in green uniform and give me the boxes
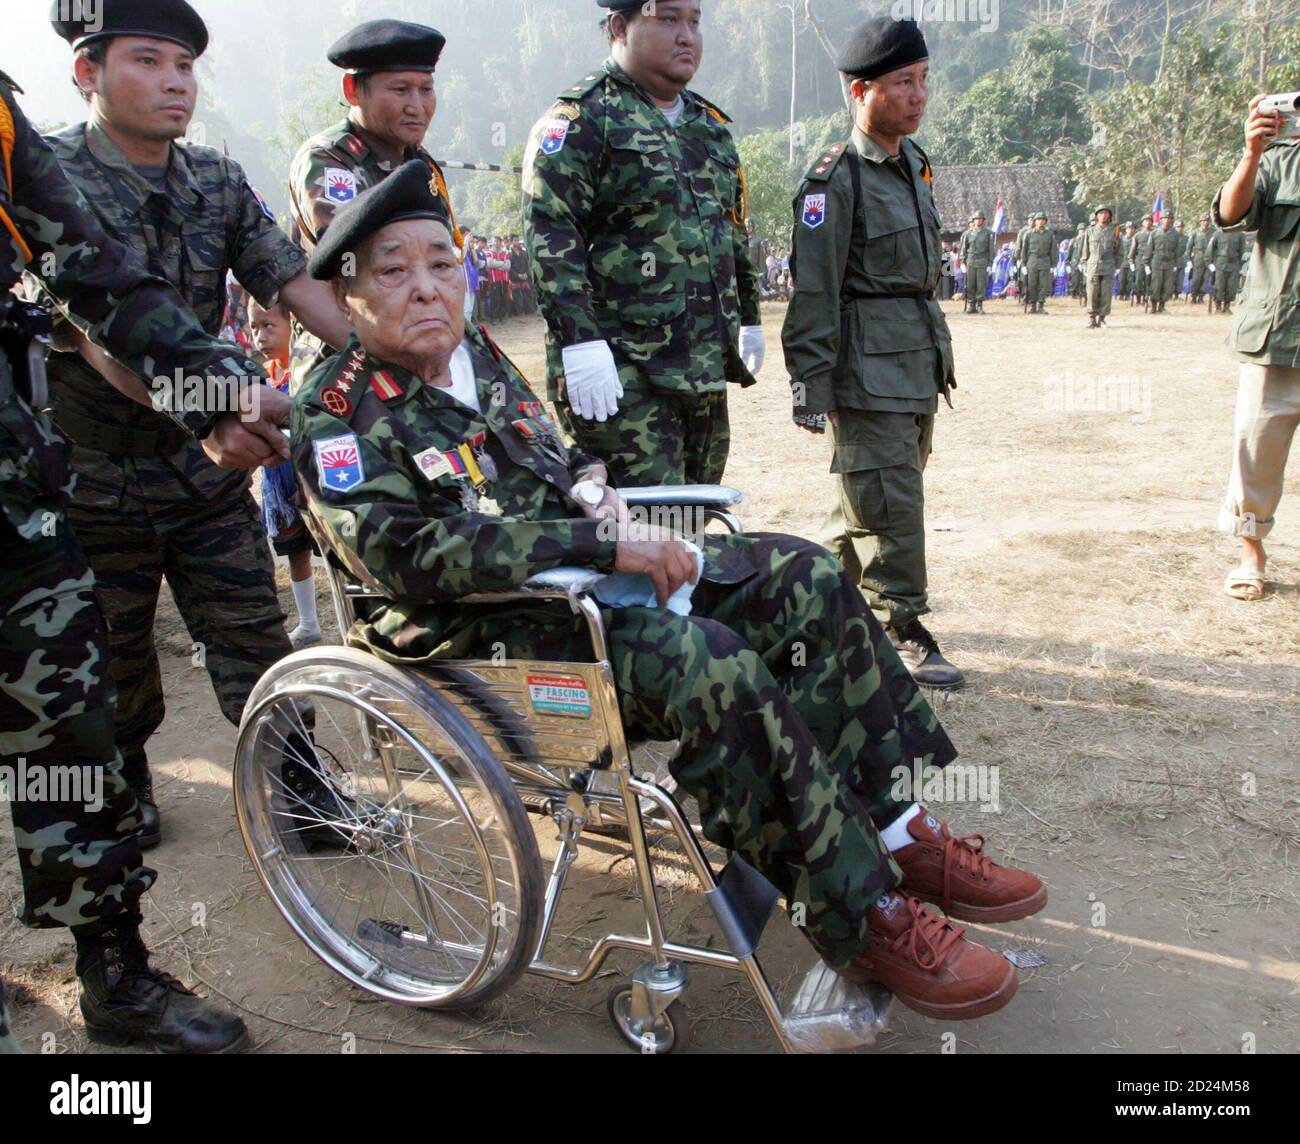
[1080,204,1120,328]
[958,210,993,313]
[1149,210,1180,312]
[1130,214,1155,306]
[1067,221,1087,301]
[1209,226,1246,313]
[293,160,1045,1019]
[1,58,286,1053]
[1187,212,1217,303]
[36,0,351,848]
[523,0,761,487]
[1117,221,1137,299]
[1213,94,1300,601]
[1021,212,1056,314]
[1011,213,1034,308]
[782,18,963,690]
[287,20,458,386]
[1173,217,1191,298]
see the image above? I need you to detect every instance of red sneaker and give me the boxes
[838,892,1018,1020]
[893,808,1047,923]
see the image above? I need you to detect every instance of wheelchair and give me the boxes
[233,485,891,1053]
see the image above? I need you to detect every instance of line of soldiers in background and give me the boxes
[952,209,1254,317]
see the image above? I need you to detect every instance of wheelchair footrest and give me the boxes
[780,961,893,1053]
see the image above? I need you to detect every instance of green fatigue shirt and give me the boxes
[1213,138,1300,366]
[781,128,955,417]
[1130,228,1155,268]
[522,59,760,399]
[1067,233,1085,268]
[1208,229,1246,271]
[1148,227,1181,270]
[958,226,994,269]
[1020,229,1056,270]
[1188,226,1216,268]
[288,119,457,257]
[1080,224,1120,274]
[0,72,266,541]
[28,121,305,505]
[291,325,755,661]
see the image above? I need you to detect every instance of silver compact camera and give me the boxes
[1259,92,1300,140]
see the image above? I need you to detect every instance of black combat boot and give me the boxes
[888,619,965,690]
[120,748,161,851]
[276,730,357,852]
[1088,314,1098,328]
[75,914,250,1053]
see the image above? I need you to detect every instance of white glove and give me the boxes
[1185,261,1193,273]
[561,341,623,422]
[739,326,766,375]
[1210,263,1217,272]
[1145,265,1152,276]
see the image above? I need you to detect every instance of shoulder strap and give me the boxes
[0,86,33,263]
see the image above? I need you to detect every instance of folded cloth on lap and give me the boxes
[593,538,705,617]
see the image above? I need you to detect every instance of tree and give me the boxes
[1067,26,1253,221]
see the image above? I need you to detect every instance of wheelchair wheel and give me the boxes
[607,985,689,1054]
[234,648,544,1009]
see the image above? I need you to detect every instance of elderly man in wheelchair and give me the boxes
[240,161,1046,1050]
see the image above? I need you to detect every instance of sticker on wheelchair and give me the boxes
[527,673,593,719]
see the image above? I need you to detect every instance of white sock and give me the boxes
[880,803,923,851]
[291,576,320,631]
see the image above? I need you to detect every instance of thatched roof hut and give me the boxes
[932,163,1072,242]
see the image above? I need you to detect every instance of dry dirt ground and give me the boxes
[3,297,1297,1055]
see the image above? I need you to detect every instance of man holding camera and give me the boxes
[1214,93,1300,601]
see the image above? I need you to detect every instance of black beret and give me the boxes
[837,17,928,80]
[309,160,452,280]
[51,0,209,58]
[596,1,646,9]
[328,20,446,75]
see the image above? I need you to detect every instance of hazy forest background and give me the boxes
[11,0,1300,240]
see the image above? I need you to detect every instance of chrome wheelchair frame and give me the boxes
[234,485,890,1053]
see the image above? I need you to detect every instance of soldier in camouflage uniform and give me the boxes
[33,1,351,848]
[782,18,964,691]
[293,160,1043,1019]
[1,52,284,1052]
[287,20,458,385]
[1080,204,1120,328]
[1208,226,1245,313]
[522,0,762,487]
[1149,211,1180,312]
[1019,212,1056,314]
[957,211,993,314]
[1187,212,1217,303]
[1067,221,1087,301]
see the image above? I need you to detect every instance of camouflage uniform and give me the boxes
[28,121,299,776]
[523,59,760,486]
[292,327,957,968]
[287,119,459,386]
[782,130,954,630]
[1,72,265,935]
[0,976,16,1053]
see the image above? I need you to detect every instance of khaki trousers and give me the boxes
[1219,363,1300,539]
